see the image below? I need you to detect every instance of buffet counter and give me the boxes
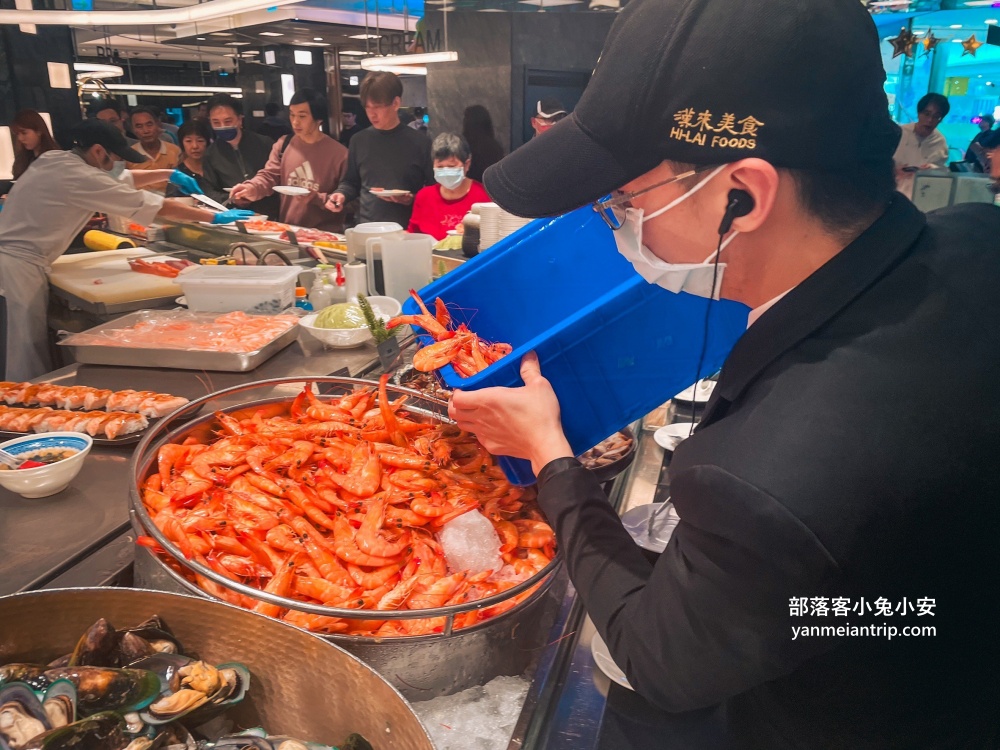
[1,316,688,750]
[0,333,389,595]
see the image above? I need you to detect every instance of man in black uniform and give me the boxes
[449,0,1000,748]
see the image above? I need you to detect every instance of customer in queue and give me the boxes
[11,110,59,180]
[256,102,292,142]
[0,121,252,381]
[462,104,505,182]
[231,88,348,232]
[202,94,276,216]
[408,133,490,240]
[326,71,433,226]
[450,0,999,747]
[166,119,214,199]
[893,92,950,196]
[338,101,364,147]
[530,98,568,138]
[125,107,181,192]
[965,113,995,170]
[92,99,137,144]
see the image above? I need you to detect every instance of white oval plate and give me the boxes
[273,185,311,196]
[590,632,634,691]
[653,422,696,451]
[673,379,716,404]
[370,188,411,197]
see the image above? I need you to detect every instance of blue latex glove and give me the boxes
[211,209,256,225]
[168,170,202,196]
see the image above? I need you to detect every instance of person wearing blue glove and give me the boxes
[0,121,252,381]
[211,209,255,224]
[168,169,202,196]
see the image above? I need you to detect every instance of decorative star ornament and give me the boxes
[922,30,942,56]
[888,27,918,58]
[962,33,985,57]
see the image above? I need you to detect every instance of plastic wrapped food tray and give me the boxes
[59,310,300,372]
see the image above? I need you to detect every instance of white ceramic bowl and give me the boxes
[299,296,403,348]
[0,432,93,498]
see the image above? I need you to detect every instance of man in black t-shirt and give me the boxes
[326,72,433,226]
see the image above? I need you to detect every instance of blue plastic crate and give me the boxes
[403,205,750,484]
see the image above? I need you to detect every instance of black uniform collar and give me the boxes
[701,195,927,425]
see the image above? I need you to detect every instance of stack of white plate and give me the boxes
[472,202,502,250]
[498,210,532,241]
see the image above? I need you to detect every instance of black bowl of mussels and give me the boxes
[0,588,434,750]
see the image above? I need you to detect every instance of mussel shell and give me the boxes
[0,683,51,750]
[41,668,160,715]
[211,738,273,750]
[0,668,48,693]
[121,618,183,657]
[40,682,76,729]
[116,634,155,667]
[19,711,125,750]
[139,662,249,728]
[337,734,373,750]
[67,619,118,669]
[125,655,193,695]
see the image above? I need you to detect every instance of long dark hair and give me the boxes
[11,109,59,180]
[462,105,504,182]
[462,105,495,143]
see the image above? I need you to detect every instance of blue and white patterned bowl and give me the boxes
[0,432,93,498]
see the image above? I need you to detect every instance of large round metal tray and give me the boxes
[0,587,434,749]
[129,376,563,699]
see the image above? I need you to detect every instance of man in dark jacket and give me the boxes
[202,94,277,218]
[448,0,1000,748]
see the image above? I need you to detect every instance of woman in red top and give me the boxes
[407,132,490,240]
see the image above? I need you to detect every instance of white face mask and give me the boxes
[109,159,126,179]
[434,167,465,190]
[612,165,738,300]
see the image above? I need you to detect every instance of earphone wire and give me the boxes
[689,232,725,437]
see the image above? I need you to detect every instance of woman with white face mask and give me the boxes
[406,133,490,241]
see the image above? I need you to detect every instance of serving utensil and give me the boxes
[191,193,230,213]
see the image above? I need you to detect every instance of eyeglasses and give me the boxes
[592,167,713,230]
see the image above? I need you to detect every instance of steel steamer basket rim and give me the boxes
[128,376,562,635]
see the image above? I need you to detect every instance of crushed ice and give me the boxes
[412,675,531,750]
[438,510,503,576]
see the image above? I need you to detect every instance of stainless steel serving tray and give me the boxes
[58,310,300,372]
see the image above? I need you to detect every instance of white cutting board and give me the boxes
[49,248,182,305]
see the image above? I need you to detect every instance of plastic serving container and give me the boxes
[177,265,301,313]
[403,205,751,485]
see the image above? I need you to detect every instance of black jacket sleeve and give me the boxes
[537,460,844,713]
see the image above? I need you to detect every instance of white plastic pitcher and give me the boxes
[345,222,403,264]
[366,234,434,303]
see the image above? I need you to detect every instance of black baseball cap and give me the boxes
[486,0,901,218]
[72,119,147,163]
[536,98,567,120]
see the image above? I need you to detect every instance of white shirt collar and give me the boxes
[747,290,792,328]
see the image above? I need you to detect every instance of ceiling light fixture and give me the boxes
[348,33,381,39]
[73,62,124,79]
[339,50,367,55]
[82,83,243,93]
[224,41,251,45]
[259,31,284,36]
[0,0,302,26]
[360,50,456,69]
[313,36,323,40]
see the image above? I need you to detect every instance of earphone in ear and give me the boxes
[718,189,754,235]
